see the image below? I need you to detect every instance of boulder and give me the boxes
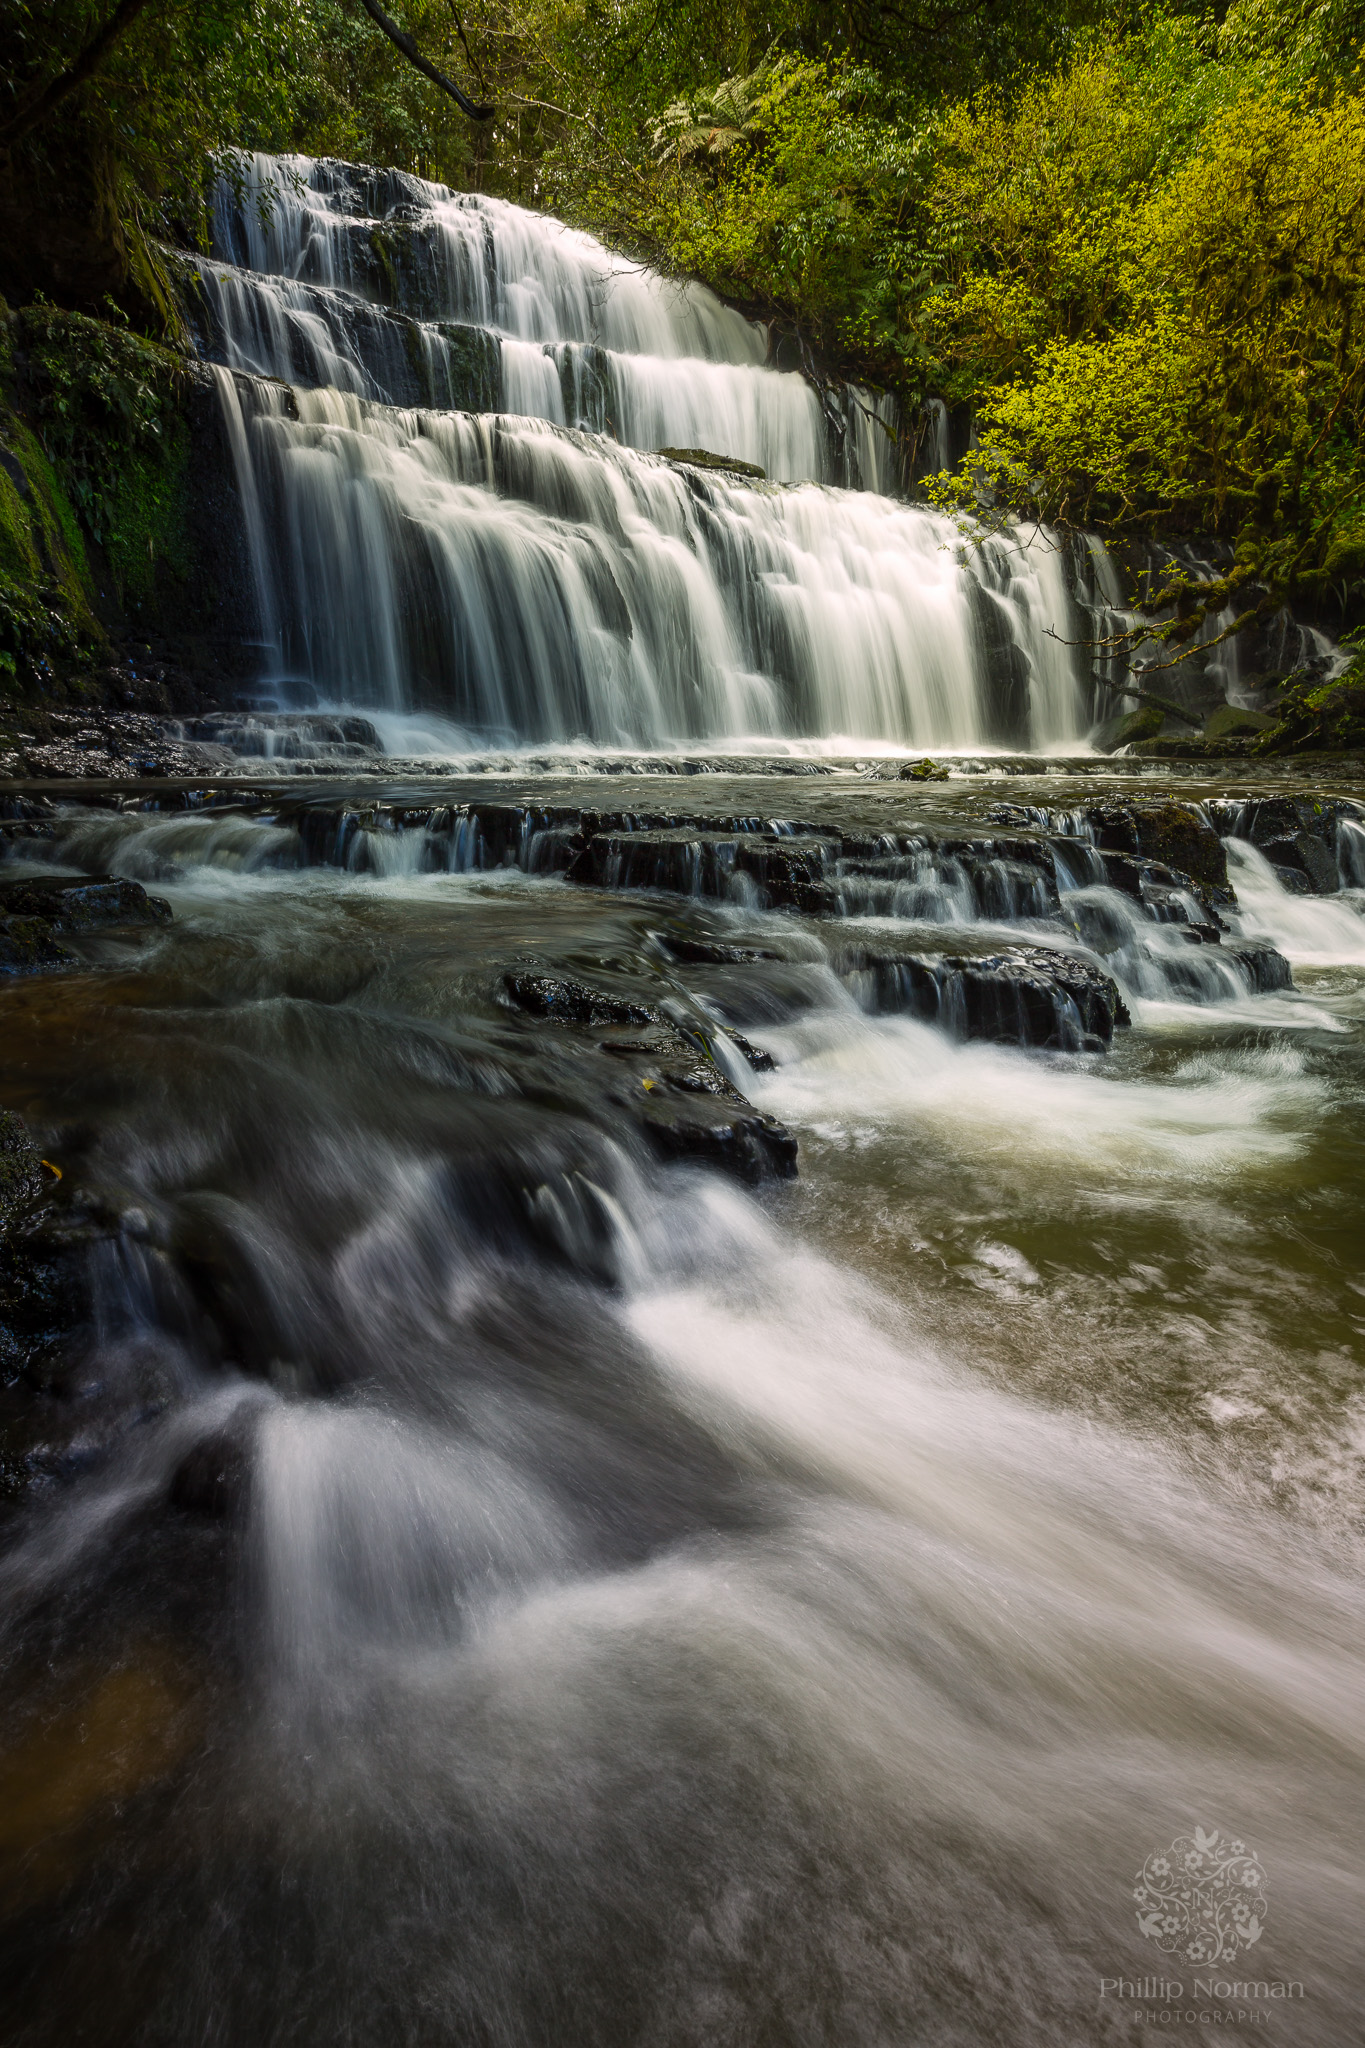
[839,943,1129,1051]
[0,875,172,930]
[1203,704,1275,741]
[1083,800,1228,893]
[1224,939,1293,993]
[1093,705,1164,753]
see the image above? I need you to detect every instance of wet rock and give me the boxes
[898,758,949,781]
[964,576,1031,746]
[839,943,1129,1050]
[566,831,838,910]
[503,971,658,1028]
[0,875,172,930]
[1257,833,1340,895]
[640,1097,797,1182]
[0,1113,49,1235]
[722,1028,777,1074]
[653,932,783,967]
[1224,939,1293,993]
[503,972,796,1180]
[657,447,766,480]
[13,710,235,781]
[0,917,79,974]
[1083,800,1228,893]
[169,1418,256,1518]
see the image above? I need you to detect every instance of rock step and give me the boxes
[500,972,796,1183]
[0,875,172,975]
[834,943,1130,1052]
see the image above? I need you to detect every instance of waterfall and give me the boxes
[192,153,1088,750]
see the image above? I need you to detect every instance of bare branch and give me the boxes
[355,0,494,121]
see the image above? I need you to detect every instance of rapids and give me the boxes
[1,766,1364,2046]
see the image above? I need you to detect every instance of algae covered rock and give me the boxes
[1093,704,1164,753]
[0,1110,47,1234]
[1253,665,1365,755]
[1203,704,1275,742]
[657,447,767,480]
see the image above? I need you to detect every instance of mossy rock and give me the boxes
[658,447,767,480]
[1086,798,1228,892]
[1093,704,1164,753]
[1204,703,1275,741]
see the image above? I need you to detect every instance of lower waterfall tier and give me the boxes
[216,373,1086,751]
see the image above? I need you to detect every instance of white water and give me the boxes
[213,374,1084,747]
[193,154,1089,749]
[198,154,895,491]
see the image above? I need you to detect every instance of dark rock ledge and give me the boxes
[502,972,796,1184]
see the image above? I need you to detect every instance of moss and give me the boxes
[104,414,192,604]
[1132,800,1228,891]
[1252,664,1365,755]
[0,412,104,695]
[19,306,191,613]
[436,322,501,411]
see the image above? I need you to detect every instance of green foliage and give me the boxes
[924,47,1365,625]
[1252,662,1365,752]
[22,307,191,603]
[6,0,1365,652]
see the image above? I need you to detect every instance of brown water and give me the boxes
[1,766,1362,2046]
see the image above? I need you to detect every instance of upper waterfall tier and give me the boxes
[194,155,896,491]
[211,155,766,361]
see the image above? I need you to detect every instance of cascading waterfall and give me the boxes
[190,154,1088,749]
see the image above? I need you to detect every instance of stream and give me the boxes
[0,768,1363,2044]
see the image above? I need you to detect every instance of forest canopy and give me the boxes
[3,0,1363,626]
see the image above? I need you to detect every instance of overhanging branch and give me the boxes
[355,0,494,121]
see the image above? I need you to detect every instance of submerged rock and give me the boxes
[0,917,79,974]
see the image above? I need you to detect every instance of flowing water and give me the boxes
[191,154,1086,749]
[1,764,1364,2046]
[3,159,1364,2046]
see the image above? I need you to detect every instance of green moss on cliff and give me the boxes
[0,328,104,697]
[22,307,192,609]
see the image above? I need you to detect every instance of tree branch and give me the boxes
[0,0,158,151]
[355,0,494,121]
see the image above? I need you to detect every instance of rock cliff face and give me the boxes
[0,307,254,718]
